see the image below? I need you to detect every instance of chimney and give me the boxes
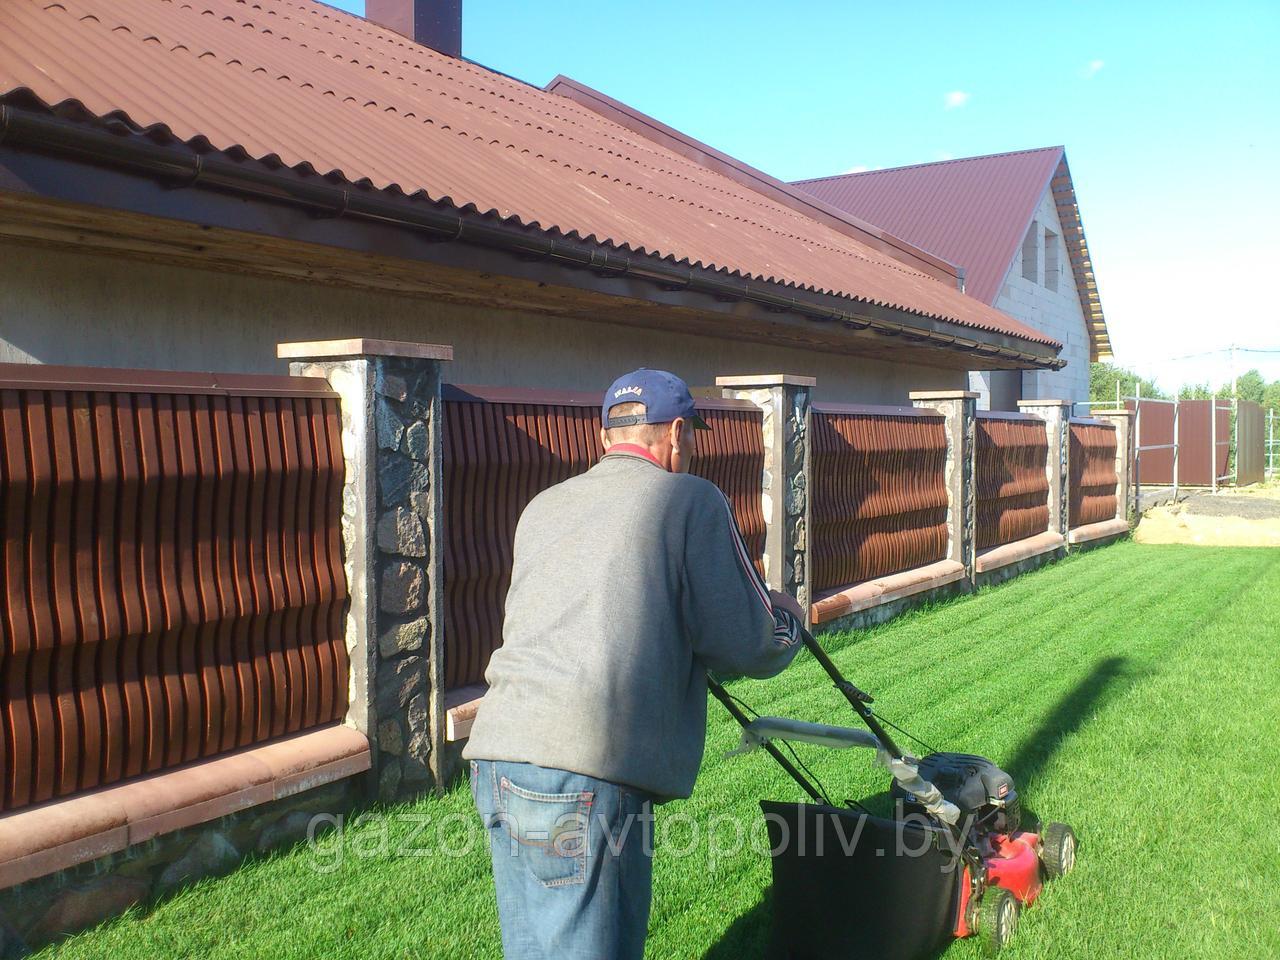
[366,0,462,59]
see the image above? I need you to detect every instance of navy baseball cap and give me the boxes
[602,369,710,430]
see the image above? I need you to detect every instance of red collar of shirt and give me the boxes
[604,443,668,471]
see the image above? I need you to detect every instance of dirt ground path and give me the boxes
[1135,481,1280,546]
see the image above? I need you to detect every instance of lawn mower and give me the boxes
[707,630,1077,957]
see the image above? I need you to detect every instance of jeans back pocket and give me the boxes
[497,775,593,888]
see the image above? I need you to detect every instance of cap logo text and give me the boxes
[613,386,643,398]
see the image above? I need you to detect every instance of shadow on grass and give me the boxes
[700,888,770,960]
[699,657,1133,959]
[1002,655,1131,790]
[700,884,948,960]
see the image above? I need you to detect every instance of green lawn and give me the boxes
[37,542,1280,959]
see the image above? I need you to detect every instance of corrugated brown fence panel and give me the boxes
[687,407,768,576]
[0,365,348,813]
[810,409,948,593]
[1127,399,1233,487]
[1236,400,1264,486]
[1127,400,1174,485]
[441,386,764,691]
[1069,419,1118,527]
[975,414,1050,551]
[1175,399,1230,487]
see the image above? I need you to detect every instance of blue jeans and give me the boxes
[470,759,655,959]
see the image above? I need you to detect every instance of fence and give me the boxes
[1125,397,1176,492]
[0,364,349,814]
[809,405,948,594]
[975,412,1051,550]
[1270,409,1279,480]
[1236,400,1265,486]
[1069,418,1119,527]
[0,346,1140,922]
[440,385,765,691]
[1120,395,1265,495]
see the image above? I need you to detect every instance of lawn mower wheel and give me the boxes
[1040,822,1077,879]
[978,887,1019,955]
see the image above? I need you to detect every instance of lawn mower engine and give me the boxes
[889,751,1073,951]
[891,752,1020,834]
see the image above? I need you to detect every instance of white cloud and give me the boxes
[943,91,970,110]
[841,165,870,174]
[1082,59,1105,78]
[936,152,955,162]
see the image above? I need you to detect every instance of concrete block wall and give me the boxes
[0,241,963,406]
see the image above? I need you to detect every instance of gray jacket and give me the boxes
[463,450,801,800]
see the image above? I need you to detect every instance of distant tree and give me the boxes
[1179,383,1214,400]
[1089,362,1168,403]
[1263,380,1280,418]
[1235,369,1267,404]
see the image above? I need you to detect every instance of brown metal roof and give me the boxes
[0,0,1058,352]
[795,148,1110,359]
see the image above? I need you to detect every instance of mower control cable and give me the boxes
[799,631,906,759]
[710,679,874,815]
[868,710,941,757]
[707,676,829,806]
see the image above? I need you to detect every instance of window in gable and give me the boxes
[1044,227,1060,292]
[1021,221,1038,282]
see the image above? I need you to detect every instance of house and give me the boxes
[794,148,1109,408]
[0,0,1063,403]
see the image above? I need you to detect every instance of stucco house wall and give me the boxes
[0,242,964,403]
[970,188,1090,408]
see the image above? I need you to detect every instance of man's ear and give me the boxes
[669,417,685,448]
[599,427,611,450]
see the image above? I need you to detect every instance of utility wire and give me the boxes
[1146,346,1280,363]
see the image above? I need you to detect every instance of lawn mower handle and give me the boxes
[706,676,826,804]
[798,629,905,759]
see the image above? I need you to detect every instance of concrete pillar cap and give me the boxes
[909,390,980,400]
[716,374,816,388]
[278,339,454,361]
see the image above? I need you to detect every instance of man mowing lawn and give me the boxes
[464,368,806,960]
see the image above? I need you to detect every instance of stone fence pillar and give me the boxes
[1090,408,1137,522]
[1017,399,1072,539]
[715,375,815,618]
[910,390,978,579]
[279,338,453,802]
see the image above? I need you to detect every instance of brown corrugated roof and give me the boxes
[0,0,1059,352]
[795,148,1110,359]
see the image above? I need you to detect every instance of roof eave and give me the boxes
[1050,155,1111,360]
[0,104,1063,370]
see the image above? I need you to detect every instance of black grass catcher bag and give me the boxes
[761,801,960,960]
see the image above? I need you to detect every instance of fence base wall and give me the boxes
[0,743,368,953]
[812,579,970,635]
[1068,518,1131,549]
[974,532,1066,588]
[810,559,968,632]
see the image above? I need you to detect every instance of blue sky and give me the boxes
[329,1,1279,390]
